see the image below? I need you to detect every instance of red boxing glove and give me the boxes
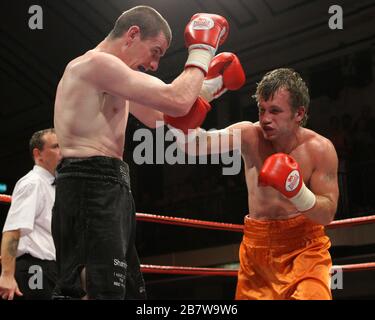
[258,153,316,212]
[164,97,211,134]
[184,13,229,74]
[200,52,246,102]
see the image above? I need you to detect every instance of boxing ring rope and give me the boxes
[0,194,11,203]
[2,194,375,276]
[137,212,375,276]
[137,212,375,232]
[3,194,374,231]
[141,265,238,276]
[136,212,244,232]
[141,262,375,276]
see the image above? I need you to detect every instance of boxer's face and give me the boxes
[258,88,302,141]
[123,30,168,73]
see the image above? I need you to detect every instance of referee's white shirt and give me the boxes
[3,165,56,261]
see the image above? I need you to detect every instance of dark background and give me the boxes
[1,0,375,299]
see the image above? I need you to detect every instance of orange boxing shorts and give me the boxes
[235,214,332,300]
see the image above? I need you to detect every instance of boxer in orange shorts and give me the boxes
[236,214,332,299]
[168,68,339,300]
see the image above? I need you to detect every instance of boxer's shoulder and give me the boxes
[231,122,260,155]
[66,50,123,75]
[301,128,337,159]
[302,128,332,147]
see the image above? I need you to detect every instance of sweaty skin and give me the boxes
[183,88,338,224]
[55,30,205,159]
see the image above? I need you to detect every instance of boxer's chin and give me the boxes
[262,130,276,141]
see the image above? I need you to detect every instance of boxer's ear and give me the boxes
[295,106,305,124]
[127,26,141,42]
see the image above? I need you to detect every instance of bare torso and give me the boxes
[54,51,129,159]
[241,124,321,220]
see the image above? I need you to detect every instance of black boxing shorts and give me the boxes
[51,156,146,300]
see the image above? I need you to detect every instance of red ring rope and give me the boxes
[141,262,375,276]
[1,194,375,230]
[0,194,11,203]
[137,212,244,232]
[2,194,374,276]
[137,212,375,231]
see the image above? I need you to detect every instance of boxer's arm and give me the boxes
[164,52,246,133]
[78,52,204,117]
[172,121,255,156]
[303,139,339,225]
[129,102,164,128]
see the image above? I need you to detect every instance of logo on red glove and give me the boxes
[285,170,300,192]
[192,17,214,30]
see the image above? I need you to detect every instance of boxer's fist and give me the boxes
[185,13,229,52]
[200,52,246,102]
[184,13,229,74]
[258,153,316,211]
[258,153,302,197]
[164,97,211,134]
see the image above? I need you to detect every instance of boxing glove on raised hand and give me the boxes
[258,153,316,212]
[184,13,229,75]
[200,52,246,102]
[164,96,211,134]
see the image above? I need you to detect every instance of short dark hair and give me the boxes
[29,128,55,161]
[108,6,172,46]
[254,68,310,126]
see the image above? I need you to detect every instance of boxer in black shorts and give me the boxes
[53,5,228,299]
[52,157,145,299]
